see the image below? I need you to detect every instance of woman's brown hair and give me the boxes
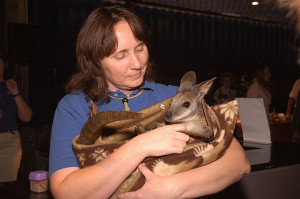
[65,6,152,103]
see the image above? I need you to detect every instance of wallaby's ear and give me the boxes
[196,77,216,98]
[178,71,196,92]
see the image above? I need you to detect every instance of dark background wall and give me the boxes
[10,0,300,123]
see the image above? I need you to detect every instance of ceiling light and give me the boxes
[252,1,259,6]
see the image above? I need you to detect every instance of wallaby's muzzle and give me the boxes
[165,111,173,120]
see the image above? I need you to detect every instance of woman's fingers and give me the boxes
[172,123,187,132]
[133,123,190,158]
[138,164,153,179]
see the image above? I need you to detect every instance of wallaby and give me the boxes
[165,71,216,141]
[144,71,216,142]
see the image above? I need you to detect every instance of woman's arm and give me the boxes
[50,124,189,199]
[118,137,250,199]
[50,141,147,199]
[286,97,295,120]
[6,79,33,122]
[172,138,250,198]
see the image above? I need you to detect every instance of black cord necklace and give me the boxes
[109,90,144,111]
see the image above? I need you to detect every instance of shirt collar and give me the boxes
[108,80,154,98]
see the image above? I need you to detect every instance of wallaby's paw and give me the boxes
[202,126,214,142]
[135,123,146,135]
[147,122,164,131]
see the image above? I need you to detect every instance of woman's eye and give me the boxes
[135,45,144,52]
[183,102,190,108]
[115,53,125,60]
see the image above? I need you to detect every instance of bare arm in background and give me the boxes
[6,79,33,122]
[286,97,295,120]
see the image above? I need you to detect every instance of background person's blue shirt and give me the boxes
[0,81,27,131]
[49,81,178,176]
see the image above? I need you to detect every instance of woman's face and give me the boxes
[264,67,271,82]
[100,21,149,96]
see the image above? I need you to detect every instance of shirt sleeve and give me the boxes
[152,82,178,101]
[49,93,90,176]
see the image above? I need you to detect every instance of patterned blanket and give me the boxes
[72,97,238,198]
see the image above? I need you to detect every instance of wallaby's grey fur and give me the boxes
[165,71,216,141]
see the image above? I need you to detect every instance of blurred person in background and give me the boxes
[0,51,33,182]
[247,62,272,118]
[213,72,236,105]
[235,74,251,98]
[286,78,300,141]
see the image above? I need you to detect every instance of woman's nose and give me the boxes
[130,53,141,70]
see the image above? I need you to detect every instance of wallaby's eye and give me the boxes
[183,102,190,108]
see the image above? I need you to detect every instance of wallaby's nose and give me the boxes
[165,112,173,120]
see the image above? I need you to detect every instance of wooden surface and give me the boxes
[0,180,53,199]
[235,120,294,143]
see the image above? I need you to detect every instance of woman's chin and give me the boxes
[131,80,144,89]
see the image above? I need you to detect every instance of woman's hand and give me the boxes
[6,79,19,95]
[118,138,250,199]
[117,164,175,199]
[131,124,189,158]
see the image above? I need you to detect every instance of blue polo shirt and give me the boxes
[49,81,178,176]
[0,81,26,131]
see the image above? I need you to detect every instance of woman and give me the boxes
[247,62,272,117]
[286,79,300,141]
[286,79,300,121]
[49,6,250,199]
[0,51,33,182]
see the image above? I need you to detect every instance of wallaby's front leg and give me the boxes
[135,122,165,135]
[135,123,147,135]
[147,122,165,130]
[184,123,214,142]
[201,126,214,142]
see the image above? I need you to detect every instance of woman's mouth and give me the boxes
[130,71,142,78]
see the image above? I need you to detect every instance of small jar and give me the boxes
[28,171,49,193]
